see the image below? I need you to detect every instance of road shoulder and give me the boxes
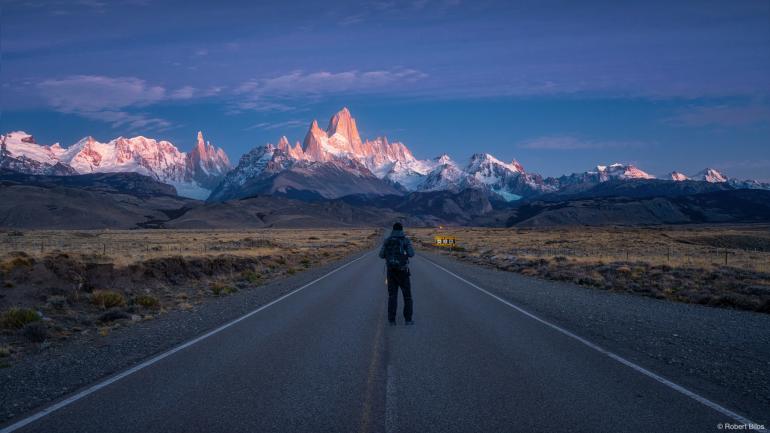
[0,250,371,424]
[417,250,770,425]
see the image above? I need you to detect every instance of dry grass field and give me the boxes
[0,229,379,363]
[412,225,770,313]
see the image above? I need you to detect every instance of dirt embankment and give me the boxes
[0,229,380,364]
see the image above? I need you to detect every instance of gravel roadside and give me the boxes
[0,250,371,424]
[419,250,770,423]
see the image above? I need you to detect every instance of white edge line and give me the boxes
[420,255,764,429]
[0,252,372,433]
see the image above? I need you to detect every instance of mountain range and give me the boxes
[0,131,230,199]
[2,107,768,205]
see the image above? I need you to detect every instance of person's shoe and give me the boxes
[388,320,397,326]
[405,320,414,325]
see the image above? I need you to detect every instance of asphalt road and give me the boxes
[2,251,763,433]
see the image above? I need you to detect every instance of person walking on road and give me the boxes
[379,222,415,326]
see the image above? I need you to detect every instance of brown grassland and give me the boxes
[0,229,379,363]
[412,224,770,314]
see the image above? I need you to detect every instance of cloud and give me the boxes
[237,68,426,97]
[665,104,770,127]
[37,75,166,111]
[33,75,223,131]
[518,135,644,150]
[233,68,427,111]
[80,110,172,131]
[244,120,308,131]
[34,75,173,131]
[8,0,149,15]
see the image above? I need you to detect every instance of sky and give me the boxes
[2,0,769,180]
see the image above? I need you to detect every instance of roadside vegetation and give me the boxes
[413,225,770,313]
[0,229,379,362]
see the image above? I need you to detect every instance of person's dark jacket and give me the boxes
[379,229,415,261]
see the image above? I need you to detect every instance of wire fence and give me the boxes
[423,241,770,273]
[0,237,358,258]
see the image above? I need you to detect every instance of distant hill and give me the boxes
[508,189,770,227]
[0,172,195,229]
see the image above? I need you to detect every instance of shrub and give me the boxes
[286,268,296,275]
[300,258,311,268]
[241,271,262,284]
[134,294,160,309]
[22,322,48,342]
[211,281,237,296]
[91,290,126,309]
[615,265,632,274]
[1,308,40,329]
[0,254,35,276]
[0,345,10,357]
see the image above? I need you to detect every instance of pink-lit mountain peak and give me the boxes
[326,107,362,147]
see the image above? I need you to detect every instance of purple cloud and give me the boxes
[665,104,770,127]
[518,135,645,150]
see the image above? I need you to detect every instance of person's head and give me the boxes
[392,222,403,231]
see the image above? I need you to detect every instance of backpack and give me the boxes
[383,236,409,269]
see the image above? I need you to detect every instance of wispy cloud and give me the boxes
[83,111,172,131]
[518,135,645,150]
[38,75,166,111]
[34,75,216,131]
[233,68,427,112]
[8,0,149,15]
[664,104,770,128]
[244,120,308,131]
[236,68,426,97]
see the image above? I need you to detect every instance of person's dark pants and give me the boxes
[387,266,412,322]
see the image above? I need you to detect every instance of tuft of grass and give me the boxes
[134,294,160,309]
[615,265,632,274]
[91,290,126,309]
[286,268,296,275]
[0,254,35,274]
[210,281,237,296]
[1,308,40,329]
[178,302,194,311]
[241,270,262,284]
[300,258,311,268]
[0,345,10,357]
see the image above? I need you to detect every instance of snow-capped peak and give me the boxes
[467,153,523,174]
[595,163,655,180]
[433,153,455,166]
[669,171,689,181]
[692,168,727,183]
